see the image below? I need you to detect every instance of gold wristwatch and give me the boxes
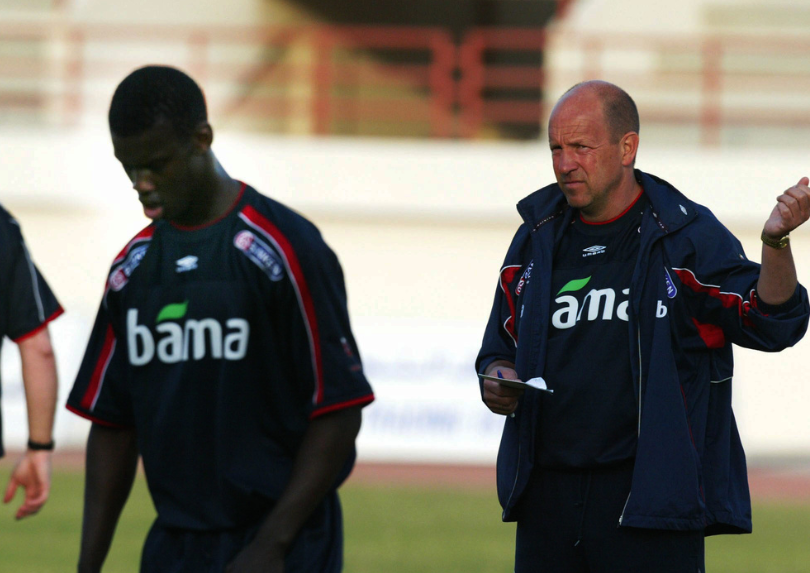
[761,230,790,249]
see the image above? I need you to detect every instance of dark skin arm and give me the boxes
[226,406,363,573]
[77,424,139,573]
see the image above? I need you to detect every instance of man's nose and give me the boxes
[556,149,577,174]
[131,169,155,193]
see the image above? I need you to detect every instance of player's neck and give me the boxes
[582,178,642,223]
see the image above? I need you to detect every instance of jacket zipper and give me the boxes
[619,324,644,527]
[636,324,643,436]
[618,492,631,526]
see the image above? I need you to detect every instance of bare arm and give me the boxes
[226,406,363,573]
[757,177,810,304]
[77,424,139,573]
[2,327,58,519]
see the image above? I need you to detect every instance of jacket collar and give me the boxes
[516,169,698,235]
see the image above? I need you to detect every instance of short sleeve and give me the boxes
[0,209,63,342]
[282,233,374,419]
[66,301,135,428]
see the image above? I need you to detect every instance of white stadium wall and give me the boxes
[1,127,810,464]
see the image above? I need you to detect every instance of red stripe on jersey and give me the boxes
[112,225,156,265]
[238,205,325,405]
[79,324,117,411]
[579,190,644,225]
[672,268,745,313]
[310,393,375,420]
[11,307,64,343]
[500,265,522,346]
[65,404,130,429]
[691,317,726,349]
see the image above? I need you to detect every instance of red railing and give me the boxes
[1,22,810,143]
[547,30,810,145]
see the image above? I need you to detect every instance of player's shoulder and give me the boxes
[0,202,20,236]
[0,203,25,259]
[106,223,158,293]
[236,185,329,252]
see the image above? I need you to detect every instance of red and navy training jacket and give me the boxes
[476,170,809,534]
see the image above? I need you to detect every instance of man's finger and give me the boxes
[3,479,17,504]
[484,379,523,397]
[15,503,41,520]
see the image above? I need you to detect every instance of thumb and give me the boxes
[799,177,809,187]
[3,478,18,504]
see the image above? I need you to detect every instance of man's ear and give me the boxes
[192,121,213,153]
[620,132,639,167]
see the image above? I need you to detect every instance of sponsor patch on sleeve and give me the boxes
[234,230,285,281]
[109,245,148,291]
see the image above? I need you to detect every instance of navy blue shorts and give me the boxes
[140,491,344,573]
[514,461,705,573]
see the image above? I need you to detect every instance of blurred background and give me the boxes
[1,0,809,569]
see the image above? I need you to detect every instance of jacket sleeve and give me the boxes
[670,213,809,352]
[475,224,532,379]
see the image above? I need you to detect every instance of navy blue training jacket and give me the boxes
[476,170,809,535]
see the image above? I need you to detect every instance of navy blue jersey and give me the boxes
[0,204,63,457]
[539,194,648,468]
[67,184,374,530]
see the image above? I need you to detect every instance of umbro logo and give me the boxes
[175,255,198,273]
[582,245,606,257]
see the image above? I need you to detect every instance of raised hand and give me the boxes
[763,177,810,239]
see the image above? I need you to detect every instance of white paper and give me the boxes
[524,377,551,392]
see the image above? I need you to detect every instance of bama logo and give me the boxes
[234,230,285,281]
[127,301,250,366]
[552,276,667,329]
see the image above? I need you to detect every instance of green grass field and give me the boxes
[0,469,808,572]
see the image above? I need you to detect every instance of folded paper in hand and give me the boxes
[478,373,553,393]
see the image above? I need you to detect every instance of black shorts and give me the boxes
[514,461,705,573]
[140,491,344,573]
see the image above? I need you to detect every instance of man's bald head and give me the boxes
[555,81,639,143]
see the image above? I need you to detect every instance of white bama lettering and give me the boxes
[552,295,578,329]
[156,323,183,363]
[617,289,630,321]
[183,319,223,360]
[224,319,250,359]
[580,288,616,321]
[126,310,249,365]
[127,309,154,366]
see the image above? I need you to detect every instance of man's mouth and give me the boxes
[141,202,164,219]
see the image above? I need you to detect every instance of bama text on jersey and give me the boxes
[126,301,250,366]
[551,276,668,330]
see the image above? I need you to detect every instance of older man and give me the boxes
[476,80,809,572]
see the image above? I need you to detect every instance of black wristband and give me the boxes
[27,439,55,451]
